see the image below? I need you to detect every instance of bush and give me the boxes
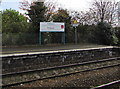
[2,33,37,46]
[77,24,96,43]
[115,27,120,46]
[93,22,118,45]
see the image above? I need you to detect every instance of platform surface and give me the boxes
[1,44,112,55]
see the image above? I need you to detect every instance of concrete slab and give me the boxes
[1,44,114,57]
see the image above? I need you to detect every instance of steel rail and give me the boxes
[2,57,120,76]
[2,57,120,88]
[2,63,120,88]
[91,80,120,89]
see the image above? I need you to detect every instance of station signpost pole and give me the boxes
[39,32,42,45]
[72,20,78,44]
[63,32,66,44]
[75,26,77,44]
[118,2,120,27]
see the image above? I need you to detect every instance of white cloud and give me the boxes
[2,0,21,2]
[56,0,120,11]
[55,0,93,11]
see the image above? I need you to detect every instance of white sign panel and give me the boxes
[40,22,65,32]
[72,24,79,27]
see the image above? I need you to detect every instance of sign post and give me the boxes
[118,2,120,27]
[75,27,77,44]
[62,32,66,44]
[72,20,79,44]
[40,22,65,45]
[39,32,42,45]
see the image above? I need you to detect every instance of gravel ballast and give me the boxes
[11,66,120,88]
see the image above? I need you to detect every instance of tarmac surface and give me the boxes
[2,44,110,55]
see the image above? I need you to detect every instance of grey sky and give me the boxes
[0,0,93,13]
[1,0,120,13]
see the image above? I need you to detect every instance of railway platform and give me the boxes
[2,44,120,88]
[2,44,111,55]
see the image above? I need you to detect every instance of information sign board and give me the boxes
[40,22,65,32]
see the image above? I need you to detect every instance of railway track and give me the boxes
[2,57,120,88]
[92,80,120,89]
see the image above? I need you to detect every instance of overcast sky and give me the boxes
[55,0,93,11]
[1,0,120,13]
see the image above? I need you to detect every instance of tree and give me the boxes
[0,11,2,33]
[94,22,118,45]
[22,2,47,44]
[44,0,58,21]
[20,0,57,21]
[77,0,118,26]
[2,9,28,33]
[115,27,120,45]
[51,9,73,43]
[2,9,30,45]
[92,0,118,25]
[21,0,70,44]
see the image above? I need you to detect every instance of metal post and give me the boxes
[118,2,120,27]
[62,32,65,44]
[39,32,42,45]
[63,32,66,44]
[75,27,77,44]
